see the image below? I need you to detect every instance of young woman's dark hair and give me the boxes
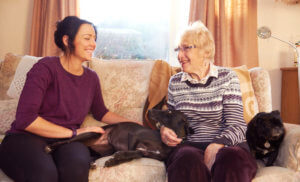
[54,16,97,54]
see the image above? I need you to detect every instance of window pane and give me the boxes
[80,0,190,65]
[80,0,170,60]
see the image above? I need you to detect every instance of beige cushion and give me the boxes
[0,53,22,100]
[0,99,18,134]
[89,59,155,122]
[89,156,166,182]
[252,166,300,182]
[233,65,259,123]
[249,67,272,113]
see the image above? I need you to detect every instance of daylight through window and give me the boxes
[79,0,190,66]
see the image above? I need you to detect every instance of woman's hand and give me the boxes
[76,126,105,136]
[160,126,182,147]
[204,143,224,171]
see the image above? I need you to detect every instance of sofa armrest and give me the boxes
[275,123,300,172]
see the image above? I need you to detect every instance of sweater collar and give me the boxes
[181,62,218,84]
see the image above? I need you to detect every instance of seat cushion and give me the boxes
[252,166,300,182]
[89,156,166,182]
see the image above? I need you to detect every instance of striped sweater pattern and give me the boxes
[167,66,247,146]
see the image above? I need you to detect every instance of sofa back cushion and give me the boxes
[89,59,155,122]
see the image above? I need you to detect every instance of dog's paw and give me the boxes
[104,158,118,167]
[90,161,97,170]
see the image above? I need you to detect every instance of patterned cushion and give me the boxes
[249,67,272,113]
[0,53,23,100]
[0,99,18,134]
[89,59,155,122]
[233,65,259,123]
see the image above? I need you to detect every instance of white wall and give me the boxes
[0,0,33,60]
[1,0,300,112]
[257,0,300,111]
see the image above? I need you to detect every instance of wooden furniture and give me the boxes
[280,67,300,124]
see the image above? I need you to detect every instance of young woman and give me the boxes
[160,21,257,182]
[0,16,138,182]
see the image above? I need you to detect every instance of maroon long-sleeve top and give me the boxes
[8,56,108,134]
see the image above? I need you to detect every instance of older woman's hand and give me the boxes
[160,126,182,147]
[204,143,224,171]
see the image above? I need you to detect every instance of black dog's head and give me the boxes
[147,109,193,140]
[246,110,285,166]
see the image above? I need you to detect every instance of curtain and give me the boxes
[189,0,258,68]
[30,0,79,57]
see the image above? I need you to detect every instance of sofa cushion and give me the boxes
[89,156,166,182]
[233,65,259,123]
[0,99,18,134]
[275,124,300,172]
[6,55,40,98]
[89,59,155,122]
[252,166,300,182]
[0,53,23,100]
[0,169,13,182]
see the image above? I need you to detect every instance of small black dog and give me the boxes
[246,110,285,166]
[45,109,191,167]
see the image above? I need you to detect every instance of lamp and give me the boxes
[257,26,300,104]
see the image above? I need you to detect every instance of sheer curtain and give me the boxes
[189,0,258,68]
[30,0,79,57]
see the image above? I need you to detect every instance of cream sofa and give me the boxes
[0,53,300,182]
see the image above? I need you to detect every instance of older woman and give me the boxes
[0,16,138,182]
[160,21,257,182]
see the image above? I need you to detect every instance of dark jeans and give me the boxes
[0,133,92,182]
[166,143,257,182]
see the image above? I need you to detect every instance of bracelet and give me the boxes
[71,128,77,138]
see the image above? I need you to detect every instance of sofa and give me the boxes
[0,52,300,182]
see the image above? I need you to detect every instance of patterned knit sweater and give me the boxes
[167,64,247,146]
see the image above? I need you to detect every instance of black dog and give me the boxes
[45,109,191,167]
[246,110,285,166]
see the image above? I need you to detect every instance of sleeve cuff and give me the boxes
[212,137,233,146]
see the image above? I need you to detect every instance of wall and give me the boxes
[1,0,300,112]
[257,0,300,111]
[0,0,33,60]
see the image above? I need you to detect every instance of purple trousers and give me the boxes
[166,144,257,182]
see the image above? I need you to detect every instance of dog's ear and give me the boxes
[271,110,280,116]
[270,110,282,121]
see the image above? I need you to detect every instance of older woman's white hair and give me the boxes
[179,20,215,61]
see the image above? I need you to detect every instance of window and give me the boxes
[79,0,190,66]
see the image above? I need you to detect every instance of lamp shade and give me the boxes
[257,27,271,39]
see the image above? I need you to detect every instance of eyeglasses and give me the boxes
[174,45,196,52]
